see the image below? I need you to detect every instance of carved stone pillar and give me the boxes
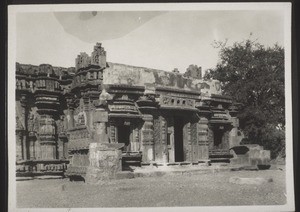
[136,93,159,163]
[20,94,28,160]
[197,117,209,160]
[66,98,75,129]
[208,126,214,150]
[83,97,91,128]
[38,115,57,159]
[58,135,68,159]
[28,134,36,160]
[184,121,192,162]
[56,114,68,159]
[68,108,75,129]
[35,137,41,160]
[153,115,161,162]
[190,121,199,163]
[16,131,23,161]
[130,126,140,152]
[93,108,109,143]
[63,110,69,130]
[160,116,168,163]
[109,119,117,143]
[141,114,154,162]
[167,116,175,163]
[22,133,27,160]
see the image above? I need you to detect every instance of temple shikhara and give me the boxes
[16,43,269,182]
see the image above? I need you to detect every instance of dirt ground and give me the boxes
[16,167,286,208]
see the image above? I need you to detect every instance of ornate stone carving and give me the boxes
[16,116,24,131]
[74,99,87,127]
[38,116,56,137]
[16,131,24,161]
[160,116,169,162]
[56,115,66,135]
[75,52,91,70]
[162,96,171,105]
[39,64,54,75]
[27,109,39,133]
[153,116,160,145]
[198,117,209,145]
[94,88,112,107]
[98,71,103,79]
[160,95,195,108]
[77,112,86,126]
[91,43,106,67]
[68,128,90,150]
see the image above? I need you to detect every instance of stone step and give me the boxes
[210,158,231,163]
[16,176,34,181]
[35,175,64,180]
[16,175,64,181]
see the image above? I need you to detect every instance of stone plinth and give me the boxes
[85,143,124,184]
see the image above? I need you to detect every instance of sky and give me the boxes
[16,10,284,73]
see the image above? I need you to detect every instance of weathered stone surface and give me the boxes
[230,144,271,167]
[104,62,222,94]
[85,143,124,183]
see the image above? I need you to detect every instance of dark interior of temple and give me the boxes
[118,125,131,152]
[174,117,184,162]
[213,129,224,149]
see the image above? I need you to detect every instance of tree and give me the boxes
[204,39,285,159]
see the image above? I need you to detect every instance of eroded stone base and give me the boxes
[85,143,124,184]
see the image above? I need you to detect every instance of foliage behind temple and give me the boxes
[204,39,285,159]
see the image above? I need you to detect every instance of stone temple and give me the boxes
[15,43,269,181]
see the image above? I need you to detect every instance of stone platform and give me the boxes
[116,163,242,180]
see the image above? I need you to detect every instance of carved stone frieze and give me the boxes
[159,95,195,108]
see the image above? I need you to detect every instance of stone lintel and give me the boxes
[89,142,125,151]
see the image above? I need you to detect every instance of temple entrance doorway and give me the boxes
[212,126,230,151]
[210,126,232,163]
[117,125,131,152]
[174,117,184,162]
[213,128,224,149]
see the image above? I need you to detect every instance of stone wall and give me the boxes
[104,62,222,95]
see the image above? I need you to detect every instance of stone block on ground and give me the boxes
[230,145,271,167]
[86,142,124,184]
[229,177,273,185]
